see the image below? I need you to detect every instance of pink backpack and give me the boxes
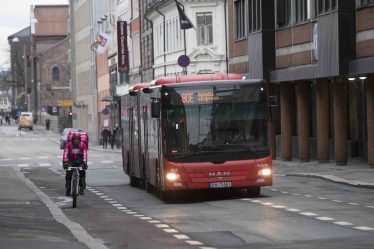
[68,130,89,149]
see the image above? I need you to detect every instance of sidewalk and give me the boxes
[274,158,374,189]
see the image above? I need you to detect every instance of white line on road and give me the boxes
[353,226,374,231]
[13,166,110,249]
[348,203,359,206]
[173,234,190,240]
[163,229,178,233]
[300,212,318,216]
[186,240,203,245]
[156,224,169,228]
[38,156,49,159]
[316,217,334,221]
[334,221,354,226]
[39,163,51,167]
[286,208,300,212]
[17,164,29,167]
[20,157,31,160]
[102,160,113,164]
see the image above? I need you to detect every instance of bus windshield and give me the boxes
[163,83,269,163]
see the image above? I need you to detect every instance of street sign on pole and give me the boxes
[178,55,190,68]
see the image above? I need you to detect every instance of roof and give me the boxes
[151,73,243,86]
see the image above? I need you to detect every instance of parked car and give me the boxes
[60,128,80,149]
[18,112,33,130]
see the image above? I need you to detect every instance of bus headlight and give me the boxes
[166,172,180,181]
[259,168,272,176]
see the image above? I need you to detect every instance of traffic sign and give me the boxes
[178,55,190,67]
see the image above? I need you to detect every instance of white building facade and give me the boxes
[147,0,228,79]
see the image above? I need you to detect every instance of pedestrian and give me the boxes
[45,119,50,131]
[0,116,2,126]
[101,127,109,149]
[110,128,116,150]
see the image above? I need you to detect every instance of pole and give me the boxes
[224,0,229,74]
[183,29,187,75]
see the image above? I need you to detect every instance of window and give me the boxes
[197,12,213,45]
[52,66,60,81]
[234,0,246,39]
[358,0,374,7]
[248,0,261,33]
[277,0,291,28]
[316,0,337,15]
[295,0,308,23]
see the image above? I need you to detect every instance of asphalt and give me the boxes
[1,122,374,247]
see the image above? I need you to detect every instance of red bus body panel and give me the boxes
[163,156,272,191]
[153,73,243,85]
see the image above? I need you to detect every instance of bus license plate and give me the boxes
[209,182,232,188]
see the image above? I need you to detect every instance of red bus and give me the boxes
[121,74,272,199]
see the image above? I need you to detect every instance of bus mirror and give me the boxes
[143,88,153,94]
[151,98,160,118]
[268,95,278,106]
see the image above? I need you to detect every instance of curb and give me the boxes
[286,173,374,189]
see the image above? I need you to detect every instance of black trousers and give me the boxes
[65,169,86,190]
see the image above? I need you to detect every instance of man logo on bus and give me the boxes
[209,171,230,178]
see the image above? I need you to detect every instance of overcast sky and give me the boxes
[0,0,68,71]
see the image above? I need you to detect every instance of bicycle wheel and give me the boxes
[72,178,78,208]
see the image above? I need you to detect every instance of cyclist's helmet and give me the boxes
[72,132,81,146]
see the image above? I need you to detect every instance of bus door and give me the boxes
[126,107,134,175]
[141,105,149,181]
[132,104,142,179]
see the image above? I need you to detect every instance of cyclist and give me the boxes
[62,132,88,196]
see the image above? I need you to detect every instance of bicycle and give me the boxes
[67,166,84,208]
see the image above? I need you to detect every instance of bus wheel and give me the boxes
[247,187,260,197]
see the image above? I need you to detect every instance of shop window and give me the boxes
[234,0,246,39]
[52,66,60,81]
[248,0,262,33]
[197,12,213,45]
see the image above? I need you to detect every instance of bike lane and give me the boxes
[0,166,88,249]
[21,167,203,249]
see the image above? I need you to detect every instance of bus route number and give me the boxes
[181,92,194,104]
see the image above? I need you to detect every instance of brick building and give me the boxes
[228,0,374,167]
[37,38,72,132]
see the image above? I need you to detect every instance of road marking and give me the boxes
[126,212,137,214]
[102,160,113,164]
[112,204,122,207]
[261,202,273,206]
[104,198,113,201]
[333,200,342,203]
[91,190,99,193]
[186,240,203,245]
[292,193,300,195]
[18,164,29,167]
[317,197,327,200]
[139,217,152,220]
[20,157,31,160]
[173,234,190,240]
[281,191,288,194]
[334,221,354,226]
[117,207,127,210]
[353,226,374,231]
[88,162,93,165]
[1,158,11,161]
[240,198,252,201]
[99,196,109,198]
[156,224,169,228]
[163,228,178,233]
[95,193,104,196]
[272,205,286,209]
[304,195,313,197]
[39,163,51,167]
[148,220,161,223]
[199,247,217,249]
[134,214,144,217]
[13,166,110,249]
[316,217,334,221]
[348,203,359,206]
[108,201,117,204]
[300,212,317,216]
[286,209,300,213]
[38,156,49,159]
[366,206,374,209]
[270,188,278,191]
[250,200,262,203]
[56,156,63,158]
